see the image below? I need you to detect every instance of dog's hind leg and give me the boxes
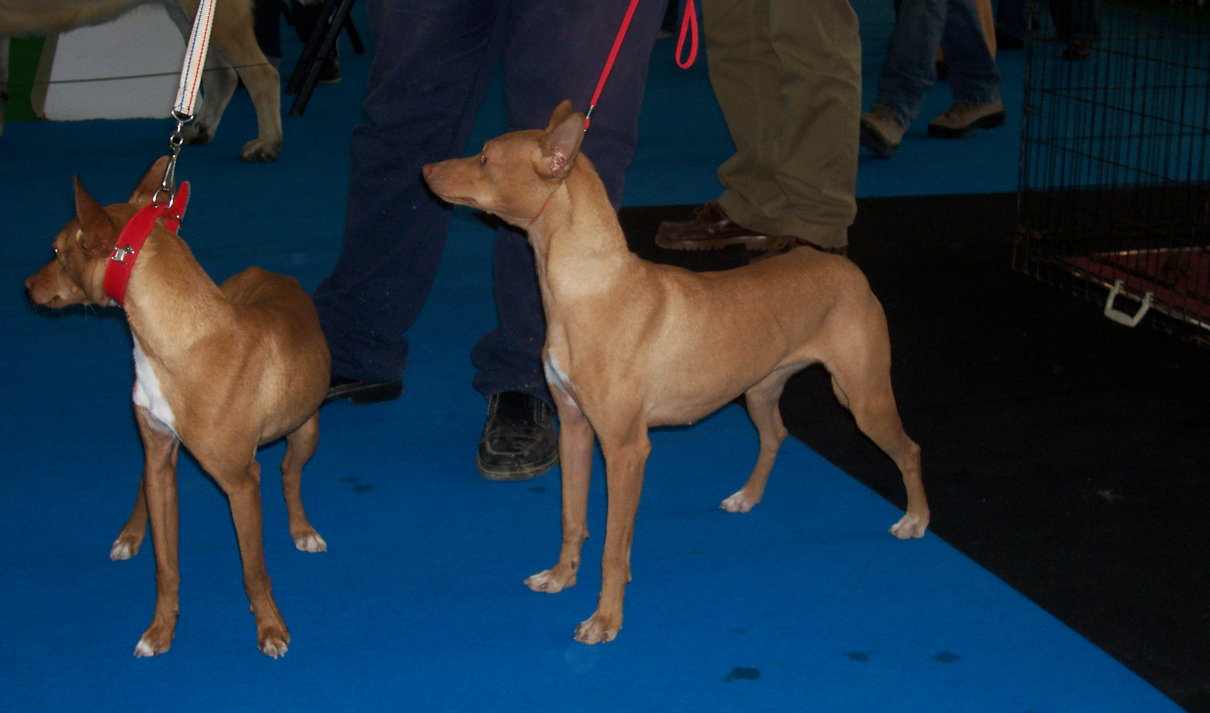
[281,412,326,553]
[212,455,291,657]
[131,407,183,657]
[110,482,149,560]
[722,371,792,513]
[827,342,929,540]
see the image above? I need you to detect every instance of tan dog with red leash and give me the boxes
[24,157,330,657]
[423,101,929,645]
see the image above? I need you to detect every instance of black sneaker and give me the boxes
[325,376,403,404]
[476,392,558,481]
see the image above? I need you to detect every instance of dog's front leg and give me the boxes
[525,391,593,594]
[132,407,182,657]
[205,0,283,161]
[575,425,650,645]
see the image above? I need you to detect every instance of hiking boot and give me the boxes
[927,100,1006,138]
[860,106,907,158]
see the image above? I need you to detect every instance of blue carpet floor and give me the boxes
[0,3,1182,711]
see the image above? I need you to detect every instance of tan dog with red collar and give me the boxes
[423,101,929,644]
[24,157,330,657]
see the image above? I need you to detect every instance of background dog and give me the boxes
[0,0,282,160]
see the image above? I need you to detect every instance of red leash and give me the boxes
[584,0,698,131]
[102,182,192,306]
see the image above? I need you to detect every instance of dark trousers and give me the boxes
[994,0,1101,42]
[314,0,664,402]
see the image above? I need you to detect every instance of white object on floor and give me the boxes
[32,4,185,121]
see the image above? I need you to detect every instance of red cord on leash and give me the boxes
[675,0,699,70]
[584,0,699,131]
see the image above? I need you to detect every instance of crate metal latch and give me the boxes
[1103,279,1153,328]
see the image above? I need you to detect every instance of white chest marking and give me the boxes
[543,353,574,394]
[132,338,177,435]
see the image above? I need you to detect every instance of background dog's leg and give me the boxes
[575,424,650,645]
[525,392,593,594]
[164,3,233,148]
[1,35,9,138]
[132,408,182,657]
[281,413,326,553]
[172,0,282,161]
[202,0,282,161]
[110,480,149,560]
[829,361,929,540]
[723,372,792,513]
[191,52,238,146]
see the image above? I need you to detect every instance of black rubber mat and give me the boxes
[620,195,1210,712]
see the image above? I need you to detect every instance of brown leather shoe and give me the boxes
[655,202,793,252]
[749,238,848,263]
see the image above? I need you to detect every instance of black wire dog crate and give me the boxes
[1014,0,1210,340]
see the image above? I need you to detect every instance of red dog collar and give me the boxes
[102,182,191,306]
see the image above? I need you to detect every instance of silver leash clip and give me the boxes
[152,111,193,208]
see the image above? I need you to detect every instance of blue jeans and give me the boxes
[313,0,663,403]
[876,0,1001,128]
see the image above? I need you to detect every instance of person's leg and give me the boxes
[314,0,502,393]
[940,0,1001,105]
[757,0,859,250]
[1052,0,1099,59]
[654,0,800,253]
[468,0,663,479]
[928,0,1004,137]
[702,0,786,233]
[471,0,665,403]
[873,0,948,129]
[860,0,948,156]
[994,0,1026,48]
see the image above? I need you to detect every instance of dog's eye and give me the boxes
[479,153,488,166]
[53,247,61,260]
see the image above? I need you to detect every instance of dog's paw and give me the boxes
[181,122,213,145]
[720,489,760,513]
[293,531,327,553]
[889,512,929,540]
[258,625,290,659]
[525,564,577,594]
[133,624,173,658]
[240,138,282,163]
[574,612,620,645]
[109,534,143,560]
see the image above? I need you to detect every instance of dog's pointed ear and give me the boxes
[544,99,576,133]
[538,101,585,180]
[74,177,117,256]
[129,156,171,208]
